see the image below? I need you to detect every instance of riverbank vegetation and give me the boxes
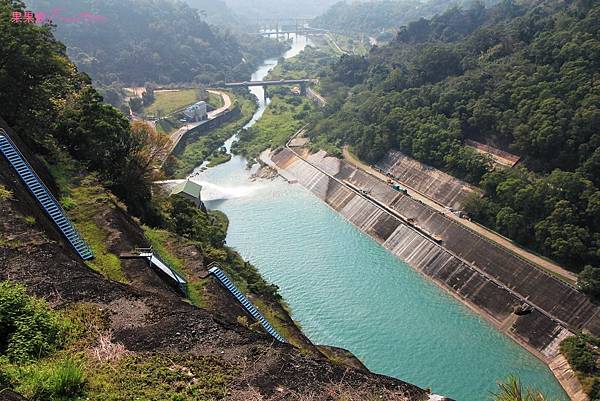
[307,0,600,280]
[232,94,315,160]
[267,46,335,82]
[492,376,556,401]
[168,94,257,177]
[560,335,600,400]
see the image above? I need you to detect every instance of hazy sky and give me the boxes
[221,0,346,19]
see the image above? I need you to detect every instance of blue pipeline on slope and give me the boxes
[208,265,287,343]
[0,132,94,261]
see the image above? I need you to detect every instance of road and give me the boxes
[207,89,231,119]
[341,146,578,284]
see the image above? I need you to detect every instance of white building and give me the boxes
[183,101,208,122]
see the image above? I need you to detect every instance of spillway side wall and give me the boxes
[271,148,590,360]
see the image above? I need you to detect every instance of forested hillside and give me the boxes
[310,0,600,284]
[312,0,460,36]
[1,0,162,222]
[25,0,287,86]
[182,0,246,28]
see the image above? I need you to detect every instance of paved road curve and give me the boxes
[158,90,232,166]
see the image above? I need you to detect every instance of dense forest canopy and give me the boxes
[0,0,161,222]
[181,0,246,29]
[24,0,287,86]
[312,0,467,36]
[310,0,600,281]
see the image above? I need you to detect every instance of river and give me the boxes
[189,34,569,401]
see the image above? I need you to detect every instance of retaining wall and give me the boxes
[172,107,241,156]
[272,148,600,361]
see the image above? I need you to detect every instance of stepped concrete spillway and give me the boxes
[271,148,600,362]
[376,150,477,209]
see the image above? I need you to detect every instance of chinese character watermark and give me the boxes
[9,9,107,24]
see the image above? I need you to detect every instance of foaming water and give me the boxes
[187,34,569,401]
[188,179,262,201]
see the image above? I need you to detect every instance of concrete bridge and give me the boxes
[219,79,318,100]
[249,18,328,38]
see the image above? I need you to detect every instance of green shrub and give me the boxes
[589,378,600,401]
[24,358,86,401]
[87,354,235,401]
[60,196,77,211]
[0,281,63,362]
[561,336,597,373]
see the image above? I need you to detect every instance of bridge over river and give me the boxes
[249,18,329,38]
[218,79,318,100]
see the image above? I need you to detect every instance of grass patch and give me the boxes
[86,353,236,401]
[0,237,22,249]
[252,297,303,349]
[45,156,75,197]
[171,95,257,178]
[5,356,87,400]
[207,92,224,109]
[0,284,234,401]
[155,117,180,134]
[0,185,12,200]
[67,176,127,283]
[24,216,36,226]
[143,227,205,307]
[232,94,314,160]
[144,89,199,116]
[206,151,232,168]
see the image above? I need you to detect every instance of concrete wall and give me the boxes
[172,107,241,156]
[376,150,477,209]
[272,148,600,361]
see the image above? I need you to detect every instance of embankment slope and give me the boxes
[0,124,433,400]
[272,148,600,356]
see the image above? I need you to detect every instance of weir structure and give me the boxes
[0,129,94,261]
[208,263,287,343]
[271,147,599,396]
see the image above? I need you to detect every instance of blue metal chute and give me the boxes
[0,131,94,261]
[208,264,287,343]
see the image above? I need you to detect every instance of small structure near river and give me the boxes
[170,179,202,207]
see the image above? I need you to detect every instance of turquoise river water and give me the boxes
[189,35,569,401]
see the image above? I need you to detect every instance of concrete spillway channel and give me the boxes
[271,148,600,367]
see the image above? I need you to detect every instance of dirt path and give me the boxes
[342,146,579,284]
